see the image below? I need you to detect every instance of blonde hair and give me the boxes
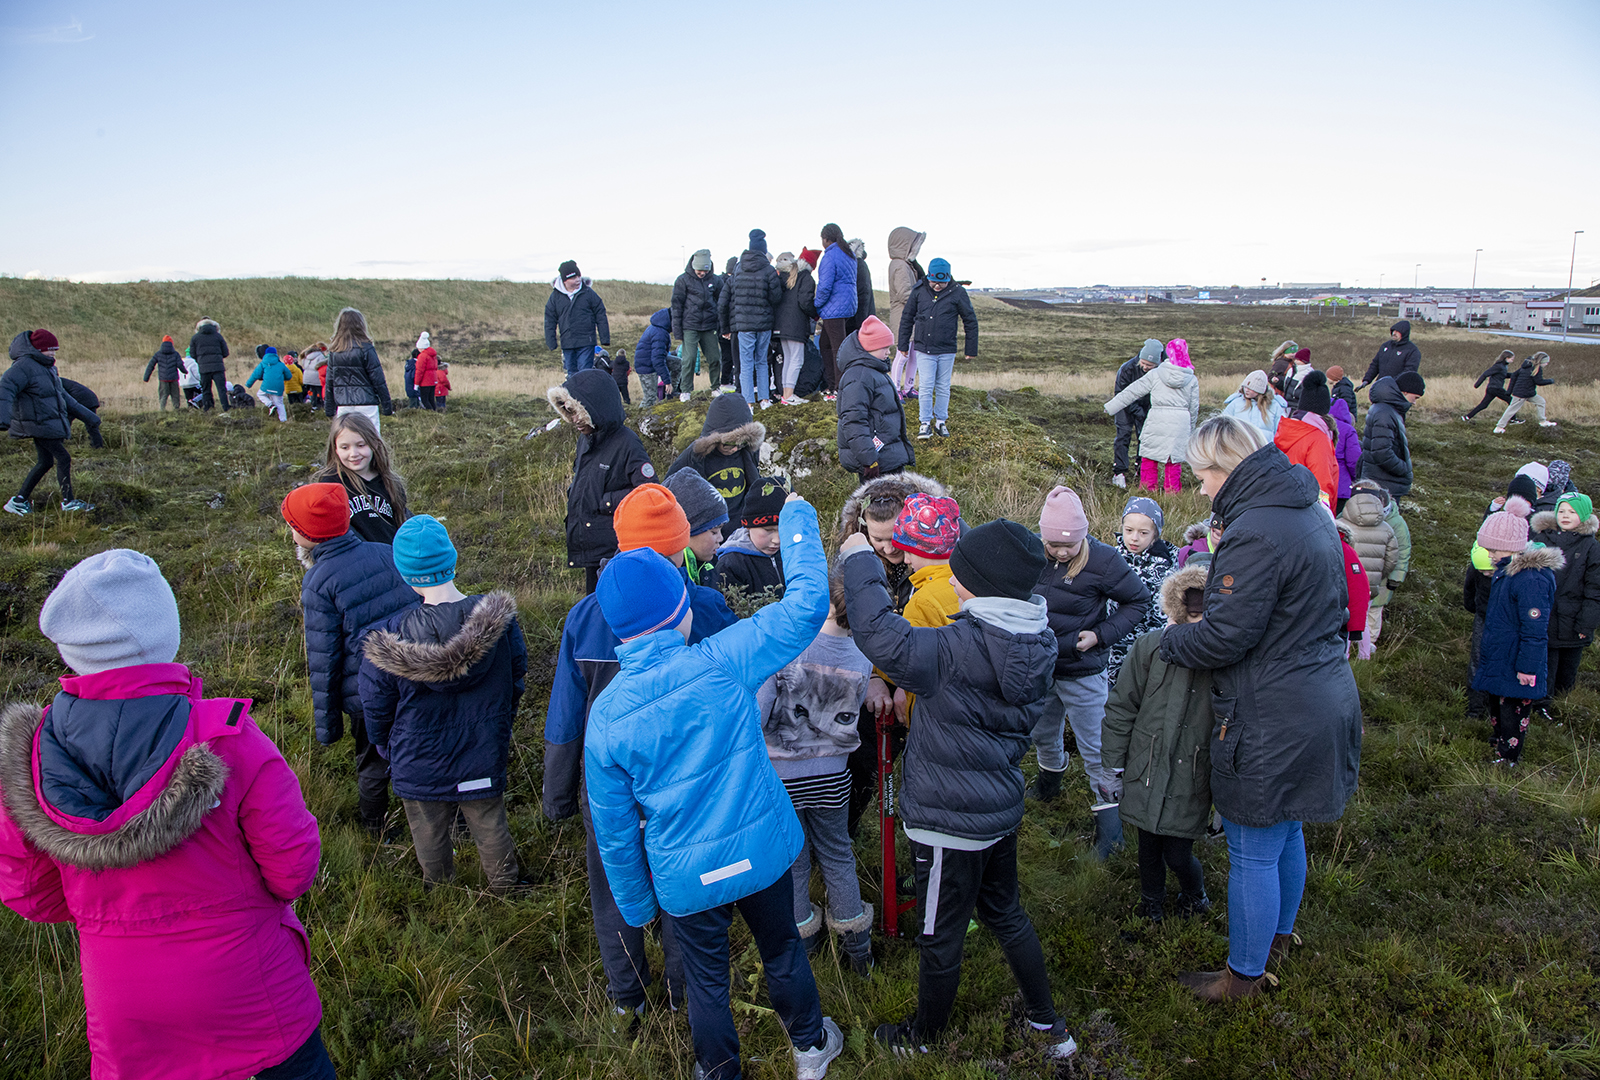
[776,252,800,289]
[1187,415,1268,475]
[330,307,371,353]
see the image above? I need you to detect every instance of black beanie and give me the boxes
[1395,371,1426,396]
[1297,370,1331,415]
[741,475,788,529]
[1506,474,1540,506]
[949,519,1045,601]
[559,260,581,281]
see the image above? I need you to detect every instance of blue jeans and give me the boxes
[673,871,825,1080]
[256,1026,336,1080]
[1220,817,1306,977]
[916,352,956,423]
[563,347,593,374]
[737,331,771,405]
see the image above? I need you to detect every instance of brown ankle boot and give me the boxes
[1269,932,1301,967]
[1177,965,1277,1002]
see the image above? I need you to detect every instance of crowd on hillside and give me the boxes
[0,256,1594,1079]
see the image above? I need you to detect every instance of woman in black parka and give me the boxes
[1159,416,1362,1001]
[1,329,102,515]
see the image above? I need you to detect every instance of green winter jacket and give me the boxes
[1102,565,1215,839]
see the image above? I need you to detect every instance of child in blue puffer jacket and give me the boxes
[635,308,674,403]
[585,494,843,1080]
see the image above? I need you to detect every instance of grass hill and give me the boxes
[0,278,1597,1078]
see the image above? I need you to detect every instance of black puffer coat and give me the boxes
[896,280,978,357]
[1508,358,1553,399]
[548,370,656,569]
[1158,443,1362,828]
[670,262,722,337]
[717,251,782,334]
[0,332,100,440]
[773,269,818,342]
[1359,376,1413,496]
[843,548,1056,842]
[144,341,184,382]
[835,331,914,475]
[322,341,393,413]
[1036,537,1149,678]
[848,256,877,332]
[300,529,420,744]
[1529,510,1600,649]
[188,321,230,374]
[1360,320,1421,385]
[544,278,611,352]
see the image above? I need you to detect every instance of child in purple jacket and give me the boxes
[1329,398,1363,515]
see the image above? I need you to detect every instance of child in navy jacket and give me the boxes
[1473,500,1562,765]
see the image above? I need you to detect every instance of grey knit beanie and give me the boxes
[663,469,730,537]
[39,549,180,674]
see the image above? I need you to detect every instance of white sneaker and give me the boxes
[794,1017,844,1080]
[760,399,773,410]
[917,423,932,440]
[1112,473,1127,489]
[1540,421,1558,427]
[680,392,691,403]
[3,496,30,516]
[1493,427,1507,434]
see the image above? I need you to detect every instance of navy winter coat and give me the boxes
[716,530,784,600]
[1159,443,1363,828]
[670,261,721,337]
[1360,320,1421,385]
[188,322,230,375]
[1036,537,1150,679]
[634,309,674,388]
[835,331,914,476]
[322,341,393,414]
[544,278,611,352]
[1472,546,1561,698]
[842,547,1058,842]
[0,333,101,440]
[360,592,527,801]
[1359,377,1413,496]
[1508,359,1553,399]
[896,281,978,357]
[548,370,656,569]
[718,251,783,334]
[813,243,858,321]
[143,341,184,382]
[299,530,420,744]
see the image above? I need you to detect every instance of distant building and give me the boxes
[1398,295,1592,333]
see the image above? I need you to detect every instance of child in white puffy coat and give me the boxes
[1103,338,1199,493]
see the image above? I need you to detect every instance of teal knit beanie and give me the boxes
[393,514,457,586]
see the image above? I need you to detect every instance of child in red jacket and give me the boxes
[435,362,452,411]
[1337,521,1371,660]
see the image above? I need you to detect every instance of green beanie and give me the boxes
[1558,492,1594,524]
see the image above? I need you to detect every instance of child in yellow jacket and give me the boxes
[890,492,962,721]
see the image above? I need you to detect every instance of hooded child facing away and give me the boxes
[1337,486,1400,659]
[635,308,675,403]
[1359,375,1417,497]
[0,550,330,1080]
[547,369,657,593]
[668,393,765,521]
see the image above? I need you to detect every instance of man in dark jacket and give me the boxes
[1360,374,1420,496]
[545,261,611,375]
[546,369,657,593]
[283,482,419,833]
[1462,350,1514,422]
[1160,438,1361,1000]
[835,318,914,482]
[1,329,102,515]
[841,518,1078,1057]
[897,260,979,439]
[667,393,764,521]
[143,335,185,411]
[1108,340,1161,487]
[189,318,231,412]
[718,230,783,407]
[671,249,721,400]
[1358,320,1421,389]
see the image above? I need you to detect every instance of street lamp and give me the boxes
[1472,249,1483,325]
[1564,231,1584,342]
[1414,264,1421,289]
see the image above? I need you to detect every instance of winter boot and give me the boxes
[1136,893,1165,923]
[1091,803,1124,859]
[1027,767,1065,802]
[828,905,875,976]
[797,904,826,957]
[1172,891,1213,918]
[1268,931,1301,967]
[1178,965,1277,1002]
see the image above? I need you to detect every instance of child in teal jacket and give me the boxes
[246,347,291,422]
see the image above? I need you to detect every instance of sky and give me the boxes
[2,0,1597,291]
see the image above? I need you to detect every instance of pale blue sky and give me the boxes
[2,0,1596,290]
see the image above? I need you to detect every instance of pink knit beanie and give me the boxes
[1039,486,1088,543]
[1477,495,1532,552]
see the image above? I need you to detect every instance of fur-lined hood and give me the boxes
[1531,510,1600,537]
[836,470,950,543]
[547,368,625,436]
[1504,545,1566,577]
[0,700,228,871]
[1160,563,1209,624]
[689,393,765,457]
[363,591,518,690]
[1182,521,1209,545]
[194,318,220,333]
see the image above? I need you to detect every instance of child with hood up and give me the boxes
[635,309,675,403]
[1337,486,1400,659]
[1528,490,1600,698]
[547,370,657,594]
[1105,496,1178,683]
[668,392,765,521]
[1102,338,1200,493]
[0,550,331,1079]
[1102,562,1215,922]
[1329,396,1362,513]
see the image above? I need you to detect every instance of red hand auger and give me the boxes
[878,711,917,937]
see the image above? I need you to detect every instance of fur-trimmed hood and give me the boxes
[689,393,766,458]
[1183,521,1210,545]
[836,470,950,542]
[547,368,625,436]
[194,318,220,333]
[1504,544,1566,577]
[0,699,228,871]
[1531,510,1600,537]
[363,591,518,690]
[1160,563,1209,624]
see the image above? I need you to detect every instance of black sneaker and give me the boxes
[935,420,949,438]
[874,1019,929,1056]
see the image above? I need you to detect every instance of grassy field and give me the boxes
[1,280,1598,1079]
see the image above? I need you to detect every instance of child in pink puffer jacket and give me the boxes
[0,549,332,1080]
